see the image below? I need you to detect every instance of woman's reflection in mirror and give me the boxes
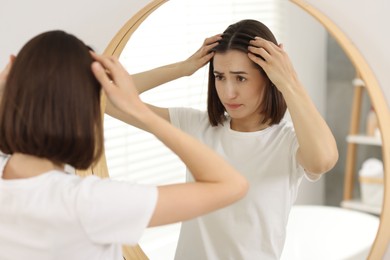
[106,19,338,259]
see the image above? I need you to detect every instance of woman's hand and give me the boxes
[182,34,222,76]
[247,37,299,93]
[0,55,15,94]
[91,52,149,120]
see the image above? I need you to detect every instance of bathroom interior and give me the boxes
[1,0,388,259]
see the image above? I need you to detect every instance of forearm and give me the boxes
[132,34,220,94]
[283,82,338,174]
[132,61,189,94]
[106,61,187,122]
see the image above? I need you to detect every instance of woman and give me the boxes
[0,30,248,260]
[106,19,338,259]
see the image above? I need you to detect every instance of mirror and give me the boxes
[100,0,389,259]
[290,1,389,259]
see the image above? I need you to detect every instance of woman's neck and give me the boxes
[230,118,270,132]
[2,153,64,180]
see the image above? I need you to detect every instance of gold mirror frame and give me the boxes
[290,2,390,259]
[77,0,389,258]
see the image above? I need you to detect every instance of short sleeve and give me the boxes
[290,136,306,181]
[290,130,322,183]
[0,153,10,177]
[75,176,158,245]
[168,107,204,135]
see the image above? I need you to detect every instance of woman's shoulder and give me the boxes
[169,107,207,118]
[267,119,297,141]
[273,119,295,132]
[169,107,209,132]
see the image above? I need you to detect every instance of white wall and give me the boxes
[0,0,151,67]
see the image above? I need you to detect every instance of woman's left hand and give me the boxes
[247,37,298,93]
[0,55,15,93]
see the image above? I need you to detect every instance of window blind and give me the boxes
[104,0,285,258]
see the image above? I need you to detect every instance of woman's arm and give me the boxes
[105,35,221,125]
[91,54,248,227]
[132,34,221,94]
[248,38,338,175]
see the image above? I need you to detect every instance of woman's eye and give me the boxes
[237,76,246,82]
[215,75,224,81]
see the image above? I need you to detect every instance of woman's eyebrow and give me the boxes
[214,70,248,75]
[230,71,248,75]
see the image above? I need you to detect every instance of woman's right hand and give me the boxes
[182,34,222,76]
[91,53,150,121]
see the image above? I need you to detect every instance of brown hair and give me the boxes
[208,19,287,126]
[0,30,103,169]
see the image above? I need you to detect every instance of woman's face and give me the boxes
[213,49,268,131]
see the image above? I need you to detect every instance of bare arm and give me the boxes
[132,34,221,94]
[248,38,338,175]
[91,54,248,227]
[105,35,221,126]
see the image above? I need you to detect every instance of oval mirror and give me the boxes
[97,0,389,259]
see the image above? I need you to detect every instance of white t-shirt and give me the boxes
[170,107,307,260]
[0,154,157,260]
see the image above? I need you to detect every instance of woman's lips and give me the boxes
[225,103,242,110]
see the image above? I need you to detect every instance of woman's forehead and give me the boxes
[213,50,258,73]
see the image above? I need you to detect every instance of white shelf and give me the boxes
[346,134,382,146]
[341,199,381,215]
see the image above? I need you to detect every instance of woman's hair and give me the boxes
[0,30,103,169]
[208,19,287,126]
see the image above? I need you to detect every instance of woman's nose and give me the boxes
[225,82,238,99]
